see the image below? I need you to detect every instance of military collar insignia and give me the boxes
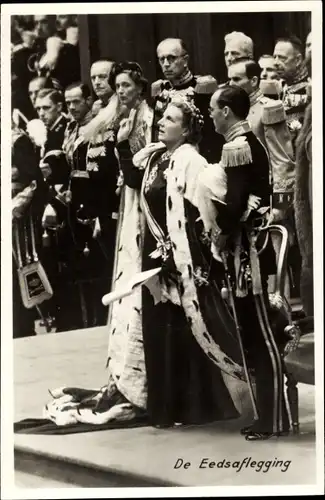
[169,70,194,89]
[224,120,251,143]
[50,114,65,131]
[249,89,263,108]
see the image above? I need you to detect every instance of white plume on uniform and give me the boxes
[39,36,64,71]
[27,119,48,148]
[79,93,120,143]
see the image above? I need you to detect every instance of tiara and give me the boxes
[170,92,204,127]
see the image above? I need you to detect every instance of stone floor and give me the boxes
[13,326,319,489]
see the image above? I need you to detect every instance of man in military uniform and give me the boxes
[273,36,310,301]
[224,31,254,69]
[90,59,115,117]
[228,60,295,218]
[35,88,68,155]
[273,35,309,147]
[258,54,279,82]
[41,81,119,331]
[208,85,290,440]
[151,37,221,162]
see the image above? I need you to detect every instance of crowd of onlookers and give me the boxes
[11,17,313,339]
[11,15,81,122]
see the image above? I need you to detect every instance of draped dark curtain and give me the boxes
[78,12,311,88]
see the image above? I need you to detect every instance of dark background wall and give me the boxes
[78,12,311,87]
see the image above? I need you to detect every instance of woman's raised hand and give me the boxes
[117,108,137,143]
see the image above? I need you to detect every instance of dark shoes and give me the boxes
[240,425,253,436]
[245,430,290,441]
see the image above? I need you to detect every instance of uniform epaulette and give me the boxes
[151,79,167,98]
[12,44,25,53]
[221,136,252,167]
[12,129,25,146]
[194,75,218,94]
[259,79,282,98]
[262,100,286,125]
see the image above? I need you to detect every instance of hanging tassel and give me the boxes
[233,232,248,298]
[83,243,90,257]
[221,136,252,167]
[42,229,51,247]
[42,203,58,228]
[221,282,229,301]
[247,231,263,296]
[262,99,286,125]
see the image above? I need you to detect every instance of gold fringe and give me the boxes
[259,79,282,97]
[194,75,218,94]
[221,140,252,167]
[262,100,286,125]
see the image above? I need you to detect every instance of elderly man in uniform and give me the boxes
[273,35,310,303]
[151,37,221,162]
[205,85,290,440]
[273,35,309,146]
[90,59,115,116]
[224,31,254,69]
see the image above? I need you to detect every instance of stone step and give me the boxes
[13,327,317,488]
[15,447,175,487]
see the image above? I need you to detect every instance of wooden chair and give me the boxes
[265,224,314,434]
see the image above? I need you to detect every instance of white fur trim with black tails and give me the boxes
[106,185,147,410]
[165,144,245,381]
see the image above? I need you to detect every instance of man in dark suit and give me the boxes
[208,85,290,440]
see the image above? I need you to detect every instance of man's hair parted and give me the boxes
[215,85,251,120]
[65,82,91,100]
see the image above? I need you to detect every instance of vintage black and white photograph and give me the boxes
[1,1,323,497]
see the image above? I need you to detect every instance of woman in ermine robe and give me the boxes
[43,96,247,430]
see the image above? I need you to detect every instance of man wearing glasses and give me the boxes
[151,38,222,162]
